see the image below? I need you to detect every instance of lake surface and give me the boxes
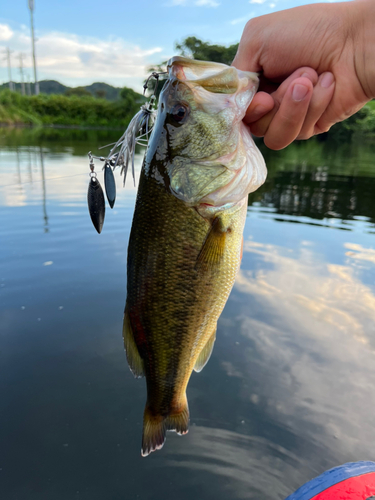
[1,127,375,500]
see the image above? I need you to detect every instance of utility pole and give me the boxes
[28,0,39,95]
[4,47,14,91]
[19,54,26,95]
[27,74,31,95]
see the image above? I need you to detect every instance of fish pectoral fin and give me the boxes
[196,216,228,269]
[142,398,189,457]
[194,328,216,373]
[122,307,145,378]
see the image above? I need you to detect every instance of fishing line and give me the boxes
[0,172,88,189]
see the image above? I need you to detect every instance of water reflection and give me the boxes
[1,129,375,500]
[249,169,375,227]
[238,239,375,343]
[165,426,309,499]
[40,146,49,232]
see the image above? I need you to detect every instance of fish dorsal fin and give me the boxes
[196,215,228,269]
[122,308,145,378]
[194,328,216,373]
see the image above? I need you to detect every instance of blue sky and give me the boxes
[0,0,343,90]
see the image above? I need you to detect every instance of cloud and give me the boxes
[249,0,266,4]
[195,0,220,6]
[0,24,163,89]
[0,24,13,41]
[167,0,219,6]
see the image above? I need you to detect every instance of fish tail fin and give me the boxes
[141,397,190,457]
[141,406,167,457]
[166,396,189,435]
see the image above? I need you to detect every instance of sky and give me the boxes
[0,0,344,91]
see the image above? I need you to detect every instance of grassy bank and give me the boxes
[0,89,145,128]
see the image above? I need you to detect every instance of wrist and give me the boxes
[351,0,375,99]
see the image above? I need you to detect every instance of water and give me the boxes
[1,127,375,499]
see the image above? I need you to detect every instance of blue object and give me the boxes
[285,461,375,500]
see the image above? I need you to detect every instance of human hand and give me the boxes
[232,0,375,150]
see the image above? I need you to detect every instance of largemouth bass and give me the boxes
[123,56,267,456]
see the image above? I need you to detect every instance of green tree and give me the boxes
[144,37,240,97]
[65,87,91,97]
[95,89,106,99]
[175,36,239,65]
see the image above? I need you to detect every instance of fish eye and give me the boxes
[170,104,188,123]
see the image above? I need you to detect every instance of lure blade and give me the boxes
[104,163,116,208]
[87,177,105,234]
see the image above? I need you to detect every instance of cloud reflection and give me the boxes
[345,242,375,264]
[237,240,375,345]
[225,236,375,465]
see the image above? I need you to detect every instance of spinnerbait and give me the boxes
[86,71,166,233]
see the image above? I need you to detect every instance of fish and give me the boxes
[123,56,267,456]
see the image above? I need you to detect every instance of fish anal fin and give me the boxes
[196,216,229,269]
[141,398,190,457]
[194,328,216,373]
[122,308,145,378]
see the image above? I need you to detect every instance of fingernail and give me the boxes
[320,72,334,88]
[301,72,311,79]
[292,84,309,102]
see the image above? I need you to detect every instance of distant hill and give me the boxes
[85,82,122,101]
[0,80,123,101]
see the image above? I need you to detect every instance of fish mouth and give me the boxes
[167,56,258,96]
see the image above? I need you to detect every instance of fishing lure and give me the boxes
[87,152,105,234]
[86,72,165,232]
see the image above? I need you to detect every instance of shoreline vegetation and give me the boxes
[0,36,374,139]
[0,87,145,129]
[1,87,373,141]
